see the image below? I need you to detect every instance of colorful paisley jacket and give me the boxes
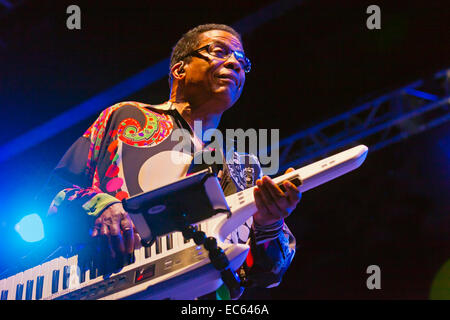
[46,101,296,296]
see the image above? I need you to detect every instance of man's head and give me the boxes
[169,24,249,112]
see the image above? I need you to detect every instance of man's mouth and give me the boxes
[216,74,238,87]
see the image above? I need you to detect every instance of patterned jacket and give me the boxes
[46,101,296,298]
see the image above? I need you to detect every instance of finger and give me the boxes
[109,218,126,257]
[97,233,112,274]
[256,182,285,222]
[100,223,109,237]
[254,187,268,215]
[253,188,272,224]
[262,176,290,209]
[134,232,142,249]
[121,215,135,254]
[262,176,285,198]
[130,220,142,249]
[258,178,285,217]
[283,180,302,204]
[91,217,103,237]
[91,226,99,238]
[285,167,295,173]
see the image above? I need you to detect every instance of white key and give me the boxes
[0,279,5,299]
[7,274,17,300]
[173,232,182,249]
[67,255,81,292]
[150,240,157,257]
[5,275,15,300]
[134,246,145,265]
[41,260,55,300]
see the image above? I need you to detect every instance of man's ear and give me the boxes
[171,61,186,80]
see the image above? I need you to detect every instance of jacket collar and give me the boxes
[147,101,175,111]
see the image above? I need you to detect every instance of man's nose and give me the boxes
[223,53,242,73]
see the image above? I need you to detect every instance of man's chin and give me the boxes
[213,86,240,106]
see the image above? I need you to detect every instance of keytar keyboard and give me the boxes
[0,216,249,300]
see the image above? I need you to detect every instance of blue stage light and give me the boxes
[14,214,45,243]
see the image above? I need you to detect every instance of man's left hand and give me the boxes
[253,168,301,226]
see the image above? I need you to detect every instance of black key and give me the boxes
[155,237,162,254]
[166,234,173,250]
[25,280,34,300]
[36,276,44,300]
[1,290,8,300]
[79,266,86,283]
[16,283,24,300]
[144,245,151,258]
[51,270,60,294]
[89,260,97,280]
[62,266,70,290]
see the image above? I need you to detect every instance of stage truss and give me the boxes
[274,68,450,173]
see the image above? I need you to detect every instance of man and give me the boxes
[46,24,301,299]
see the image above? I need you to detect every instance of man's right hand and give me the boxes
[90,202,141,259]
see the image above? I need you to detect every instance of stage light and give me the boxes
[14,214,45,243]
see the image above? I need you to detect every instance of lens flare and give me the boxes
[14,214,45,243]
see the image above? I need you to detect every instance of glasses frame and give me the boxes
[180,42,251,73]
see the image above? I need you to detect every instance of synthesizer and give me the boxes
[0,145,368,300]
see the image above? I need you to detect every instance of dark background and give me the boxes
[0,0,449,299]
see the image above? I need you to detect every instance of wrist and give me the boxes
[253,218,284,231]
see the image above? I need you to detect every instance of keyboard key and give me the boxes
[51,270,60,294]
[79,266,87,283]
[144,245,151,258]
[4,276,14,300]
[155,237,163,255]
[62,266,70,290]
[22,267,35,300]
[135,247,145,264]
[30,265,42,300]
[36,276,44,300]
[166,234,173,250]
[15,283,24,300]
[41,260,57,299]
[25,280,34,300]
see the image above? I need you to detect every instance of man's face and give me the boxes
[181,30,246,110]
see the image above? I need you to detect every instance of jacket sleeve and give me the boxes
[244,220,296,288]
[42,107,123,246]
[46,136,120,219]
[243,154,297,289]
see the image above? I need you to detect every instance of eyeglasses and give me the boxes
[181,42,251,73]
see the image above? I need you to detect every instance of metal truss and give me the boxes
[274,68,450,173]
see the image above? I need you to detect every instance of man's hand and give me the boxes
[90,202,141,259]
[253,168,301,226]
